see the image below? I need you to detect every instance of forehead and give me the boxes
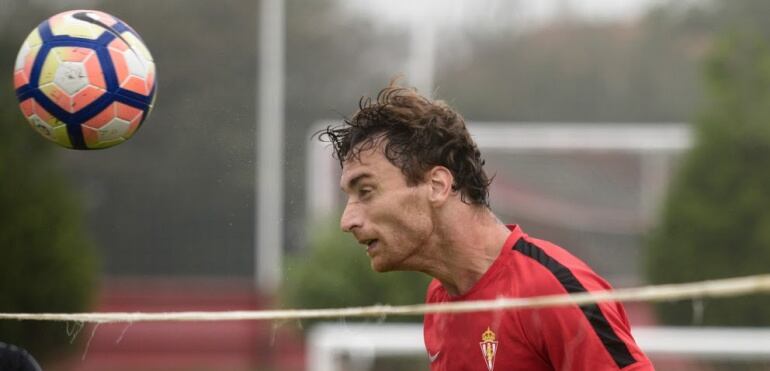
[340,144,400,188]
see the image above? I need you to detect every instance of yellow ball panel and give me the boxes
[27,115,72,148]
[37,51,60,86]
[50,13,104,40]
[24,29,43,48]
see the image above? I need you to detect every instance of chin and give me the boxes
[370,259,395,273]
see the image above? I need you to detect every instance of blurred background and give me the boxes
[3,0,770,370]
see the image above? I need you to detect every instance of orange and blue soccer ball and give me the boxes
[13,10,156,149]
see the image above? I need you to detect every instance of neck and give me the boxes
[421,205,511,296]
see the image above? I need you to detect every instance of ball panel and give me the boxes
[108,48,129,87]
[126,112,143,138]
[81,126,100,146]
[29,100,54,122]
[121,32,156,93]
[83,103,116,129]
[14,36,41,88]
[39,83,72,113]
[108,38,129,53]
[97,118,130,142]
[108,34,156,95]
[82,102,136,148]
[82,119,129,148]
[123,50,148,79]
[38,50,61,87]
[13,70,29,89]
[55,46,93,63]
[88,137,125,149]
[122,76,150,95]
[29,114,72,148]
[83,10,119,27]
[19,98,35,117]
[83,53,106,89]
[21,99,72,148]
[122,32,154,62]
[23,46,40,75]
[53,61,88,96]
[22,28,43,49]
[27,115,55,138]
[52,124,73,148]
[16,47,40,88]
[14,30,42,88]
[72,85,104,112]
[49,11,104,40]
[116,102,142,121]
[14,38,31,72]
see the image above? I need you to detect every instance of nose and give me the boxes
[340,200,362,233]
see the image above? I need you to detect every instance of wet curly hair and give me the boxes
[317,83,492,207]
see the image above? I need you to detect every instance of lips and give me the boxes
[360,239,379,254]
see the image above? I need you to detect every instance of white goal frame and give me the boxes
[306,323,770,371]
[307,121,692,227]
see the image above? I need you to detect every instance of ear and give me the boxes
[427,166,454,205]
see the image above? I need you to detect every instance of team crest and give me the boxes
[479,327,498,371]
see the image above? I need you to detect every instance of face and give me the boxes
[339,143,434,272]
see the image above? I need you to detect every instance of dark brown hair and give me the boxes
[318,83,492,207]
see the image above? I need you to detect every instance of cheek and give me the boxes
[368,186,432,237]
[391,193,433,238]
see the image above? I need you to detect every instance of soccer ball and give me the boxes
[13,10,156,149]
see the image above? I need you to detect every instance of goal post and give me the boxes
[307,121,691,231]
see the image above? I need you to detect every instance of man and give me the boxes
[319,83,653,370]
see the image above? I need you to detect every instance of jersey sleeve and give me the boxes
[513,238,653,370]
[518,299,652,370]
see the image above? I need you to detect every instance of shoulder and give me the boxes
[511,236,614,296]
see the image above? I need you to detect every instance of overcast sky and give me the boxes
[344,0,691,31]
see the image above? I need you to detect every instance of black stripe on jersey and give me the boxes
[513,238,637,369]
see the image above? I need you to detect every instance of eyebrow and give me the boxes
[342,173,372,192]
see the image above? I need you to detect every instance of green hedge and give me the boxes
[646,28,770,326]
[282,220,431,325]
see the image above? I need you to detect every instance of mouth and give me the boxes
[360,239,379,254]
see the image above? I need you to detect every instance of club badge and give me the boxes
[479,327,498,371]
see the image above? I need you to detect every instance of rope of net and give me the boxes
[1,274,769,324]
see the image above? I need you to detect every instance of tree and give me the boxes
[0,21,97,361]
[646,4,770,326]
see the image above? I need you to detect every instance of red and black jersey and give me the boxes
[423,225,652,371]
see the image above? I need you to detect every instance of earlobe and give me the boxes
[429,166,454,204]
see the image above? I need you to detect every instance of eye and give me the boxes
[358,187,373,199]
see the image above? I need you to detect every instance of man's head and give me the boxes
[320,83,491,207]
[318,83,491,272]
